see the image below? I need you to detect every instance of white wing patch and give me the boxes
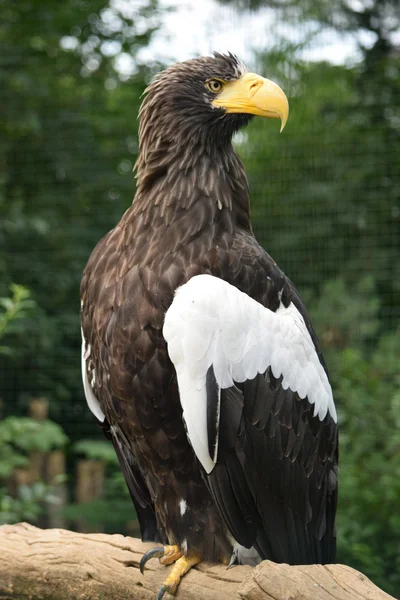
[163,274,336,474]
[81,328,105,422]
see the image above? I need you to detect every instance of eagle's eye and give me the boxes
[206,79,223,93]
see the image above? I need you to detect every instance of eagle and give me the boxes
[80,53,338,599]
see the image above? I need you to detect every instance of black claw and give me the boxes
[156,584,169,600]
[140,547,165,574]
[227,552,238,570]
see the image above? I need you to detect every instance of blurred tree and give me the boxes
[220,1,400,323]
[235,47,400,327]
[335,337,400,596]
[217,0,400,51]
[304,278,400,597]
[0,284,68,525]
[0,284,37,356]
[0,0,161,434]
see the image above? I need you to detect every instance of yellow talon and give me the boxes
[160,554,201,597]
[159,545,183,565]
[140,544,182,573]
[141,544,201,598]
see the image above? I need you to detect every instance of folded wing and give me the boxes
[163,274,338,564]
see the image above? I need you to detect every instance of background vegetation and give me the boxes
[0,0,399,597]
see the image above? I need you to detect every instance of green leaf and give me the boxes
[73,439,118,464]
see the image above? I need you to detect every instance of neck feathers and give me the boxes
[134,140,251,232]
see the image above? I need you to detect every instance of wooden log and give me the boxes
[0,523,395,600]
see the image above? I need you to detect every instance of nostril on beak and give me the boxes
[249,81,261,96]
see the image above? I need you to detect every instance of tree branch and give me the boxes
[0,523,395,600]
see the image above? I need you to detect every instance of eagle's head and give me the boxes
[138,53,289,162]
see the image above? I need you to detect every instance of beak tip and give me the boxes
[279,114,288,133]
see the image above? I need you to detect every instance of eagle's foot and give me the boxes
[157,554,201,599]
[159,544,183,566]
[140,545,182,574]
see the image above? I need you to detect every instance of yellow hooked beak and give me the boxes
[212,72,289,132]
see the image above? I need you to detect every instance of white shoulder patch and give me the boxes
[81,329,105,422]
[163,274,336,474]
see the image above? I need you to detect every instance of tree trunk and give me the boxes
[0,523,395,600]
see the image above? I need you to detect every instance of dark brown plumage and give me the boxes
[81,53,338,588]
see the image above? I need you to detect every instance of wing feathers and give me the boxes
[164,275,337,474]
[206,366,221,464]
[100,421,164,544]
[164,274,337,564]
[81,329,105,422]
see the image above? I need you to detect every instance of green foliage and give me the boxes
[0,0,161,427]
[306,278,400,597]
[0,416,67,465]
[0,284,37,356]
[335,339,400,594]
[242,53,400,319]
[0,415,68,524]
[305,276,380,351]
[0,415,67,478]
[0,482,62,525]
[73,439,118,464]
[0,282,69,524]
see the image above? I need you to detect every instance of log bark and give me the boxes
[0,523,395,600]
